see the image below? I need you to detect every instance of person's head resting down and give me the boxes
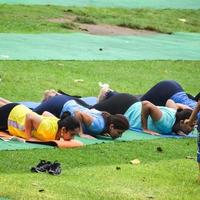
[101,113,129,139]
[172,109,195,136]
[56,113,80,141]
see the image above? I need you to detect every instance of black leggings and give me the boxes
[91,93,139,115]
[0,103,19,131]
[140,80,184,106]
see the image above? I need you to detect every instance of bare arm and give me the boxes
[0,97,12,107]
[175,103,192,110]
[185,100,200,126]
[74,111,96,139]
[165,99,192,110]
[42,111,56,117]
[141,101,162,136]
[24,112,42,139]
[165,99,178,110]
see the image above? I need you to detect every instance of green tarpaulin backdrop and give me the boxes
[0,32,199,60]
[0,0,200,9]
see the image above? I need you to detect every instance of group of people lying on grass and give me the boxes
[0,80,199,143]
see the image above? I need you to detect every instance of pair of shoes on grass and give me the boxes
[31,160,61,175]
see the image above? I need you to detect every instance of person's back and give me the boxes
[34,94,89,117]
[124,102,176,134]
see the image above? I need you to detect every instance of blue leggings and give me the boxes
[33,95,90,118]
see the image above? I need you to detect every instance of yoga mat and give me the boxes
[0,139,54,151]
[0,0,199,9]
[74,129,197,145]
[0,32,199,60]
[0,131,83,150]
[0,128,197,151]
[20,96,97,109]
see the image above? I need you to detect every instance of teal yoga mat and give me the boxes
[75,130,197,145]
[0,131,157,151]
[75,131,158,145]
[0,140,54,151]
[0,32,199,60]
[0,0,199,9]
[0,130,196,151]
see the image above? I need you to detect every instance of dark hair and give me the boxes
[60,111,71,119]
[172,109,192,134]
[102,112,129,133]
[58,113,80,131]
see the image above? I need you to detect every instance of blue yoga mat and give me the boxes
[20,96,97,109]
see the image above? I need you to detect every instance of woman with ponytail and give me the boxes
[61,100,129,139]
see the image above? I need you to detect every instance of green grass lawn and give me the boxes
[0,4,200,200]
[0,60,199,101]
[0,5,200,33]
[0,139,199,200]
[0,60,199,199]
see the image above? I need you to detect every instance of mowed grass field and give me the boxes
[0,4,200,200]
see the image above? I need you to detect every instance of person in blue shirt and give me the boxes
[61,100,129,139]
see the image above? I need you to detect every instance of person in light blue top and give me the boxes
[124,101,176,135]
[61,100,105,135]
[61,100,129,139]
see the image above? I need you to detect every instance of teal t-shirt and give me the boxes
[124,102,176,134]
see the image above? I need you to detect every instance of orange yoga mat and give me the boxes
[0,131,83,148]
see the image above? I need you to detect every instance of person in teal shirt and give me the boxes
[91,93,195,136]
[124,101,177,135]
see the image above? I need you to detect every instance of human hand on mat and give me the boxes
[79,133,96,139]
[143,129,160,136]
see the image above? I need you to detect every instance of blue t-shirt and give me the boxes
[171,92,200,131]
[171,92,197,109]
[61,100,105,135]
[124,102,176,134]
